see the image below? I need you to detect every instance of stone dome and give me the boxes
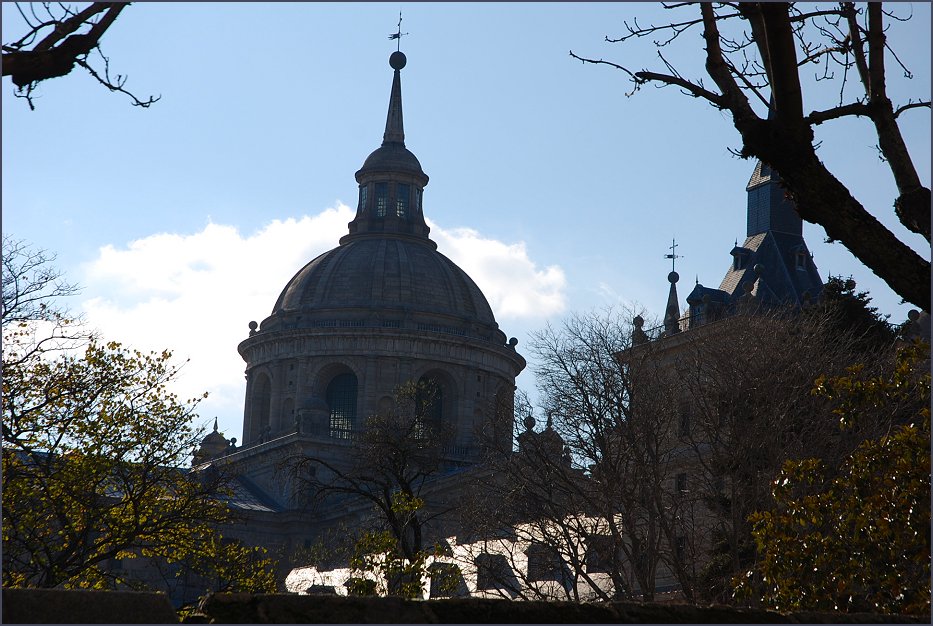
[356,143,426,180]
[265,236,498,336]
[237,50,524,454]
[193,418,229,465]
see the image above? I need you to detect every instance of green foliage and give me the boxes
[736,343,931,615]
[809,276,897,352]
[345,492,447,599]
[2,238,276,594]
[293,380,452,597]
[2,340,277,592]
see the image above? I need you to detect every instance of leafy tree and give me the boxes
[1,238,275,597]
[344,493,450,599]
[809,275,896,353]
[289,381,456,576]
[2,2,158,109]
[736,341,930,615]
[467,302,902,605]
[572,2,930,311]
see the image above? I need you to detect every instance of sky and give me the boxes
[3,2,930,442]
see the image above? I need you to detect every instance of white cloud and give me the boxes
[429,222,566,320]
[78,207,566,439]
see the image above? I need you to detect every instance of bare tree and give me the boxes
[465,298,904,605]
[571,2,930,311]
[2,2,158,109]
[462,309,695,603]
[641,298,908,603]
[1,235,91,377]
[286,380,457,593]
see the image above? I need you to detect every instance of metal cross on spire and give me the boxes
[388,12,408,51]
[664,238,683,272]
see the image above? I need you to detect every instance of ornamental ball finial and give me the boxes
[668,271,679,284]
[389,51,407,70]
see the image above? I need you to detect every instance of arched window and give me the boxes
[375,182,388,218]
[326,373,358,439]
[251,373,272,442]
[358,184,368,213]
[416,375,444,437]
[396,183,410,218]
[283,397,295,431]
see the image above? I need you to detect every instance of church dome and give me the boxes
[193,418,229,465]
[258,50,500,339]
[237,49,524,452]
[357,143,426,179]
[268,236,497,331]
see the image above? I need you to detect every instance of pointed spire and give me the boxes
[383,52,407,145]
[212,417,219,433]
[346,48,430,244]
[664,270,681,335]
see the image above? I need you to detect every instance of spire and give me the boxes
[383,51,407,145]
[345,48,431,244]
[664,270,681,335]
[663,239,682,335]
[746,96,801,237]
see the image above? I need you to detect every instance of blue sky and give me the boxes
[3,3,930,441]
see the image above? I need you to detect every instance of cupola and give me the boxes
[343,50,432,244]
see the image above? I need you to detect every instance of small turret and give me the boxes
[193,418,230,466]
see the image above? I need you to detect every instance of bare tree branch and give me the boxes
[579,2,930,310]
[893,100,931,119]
[806,101,872,125]
[2,2,158,109]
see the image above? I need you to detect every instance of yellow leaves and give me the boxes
[737,343,931,615]
[3,335,223,590]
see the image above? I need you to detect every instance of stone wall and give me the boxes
[4,589,926,624]
[2,588,178,624]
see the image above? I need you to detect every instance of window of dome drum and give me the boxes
[375,182,388,218]
[326,373,358,439]
[396,183,410,218]
[416,376,443,437]
[358,185,368,212]
[414,187,421,213]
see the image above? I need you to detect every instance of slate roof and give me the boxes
[714,231,823,307]
[223,474,281,513]
[746,160,774,190]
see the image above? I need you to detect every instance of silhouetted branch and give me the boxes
[2,2,157,110]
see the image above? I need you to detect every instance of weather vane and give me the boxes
[664,238,683,272]
[388,12,408,51]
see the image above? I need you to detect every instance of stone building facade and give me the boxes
[190,49,525,586]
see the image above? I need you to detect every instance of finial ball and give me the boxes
[389,51,407,70]
[523,415,536,431]
[668,271,679,284]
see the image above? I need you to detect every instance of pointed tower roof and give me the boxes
[344,50,431,243]
[662,239,683,335]
[664,271,682,335]
[382,51,406,144]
